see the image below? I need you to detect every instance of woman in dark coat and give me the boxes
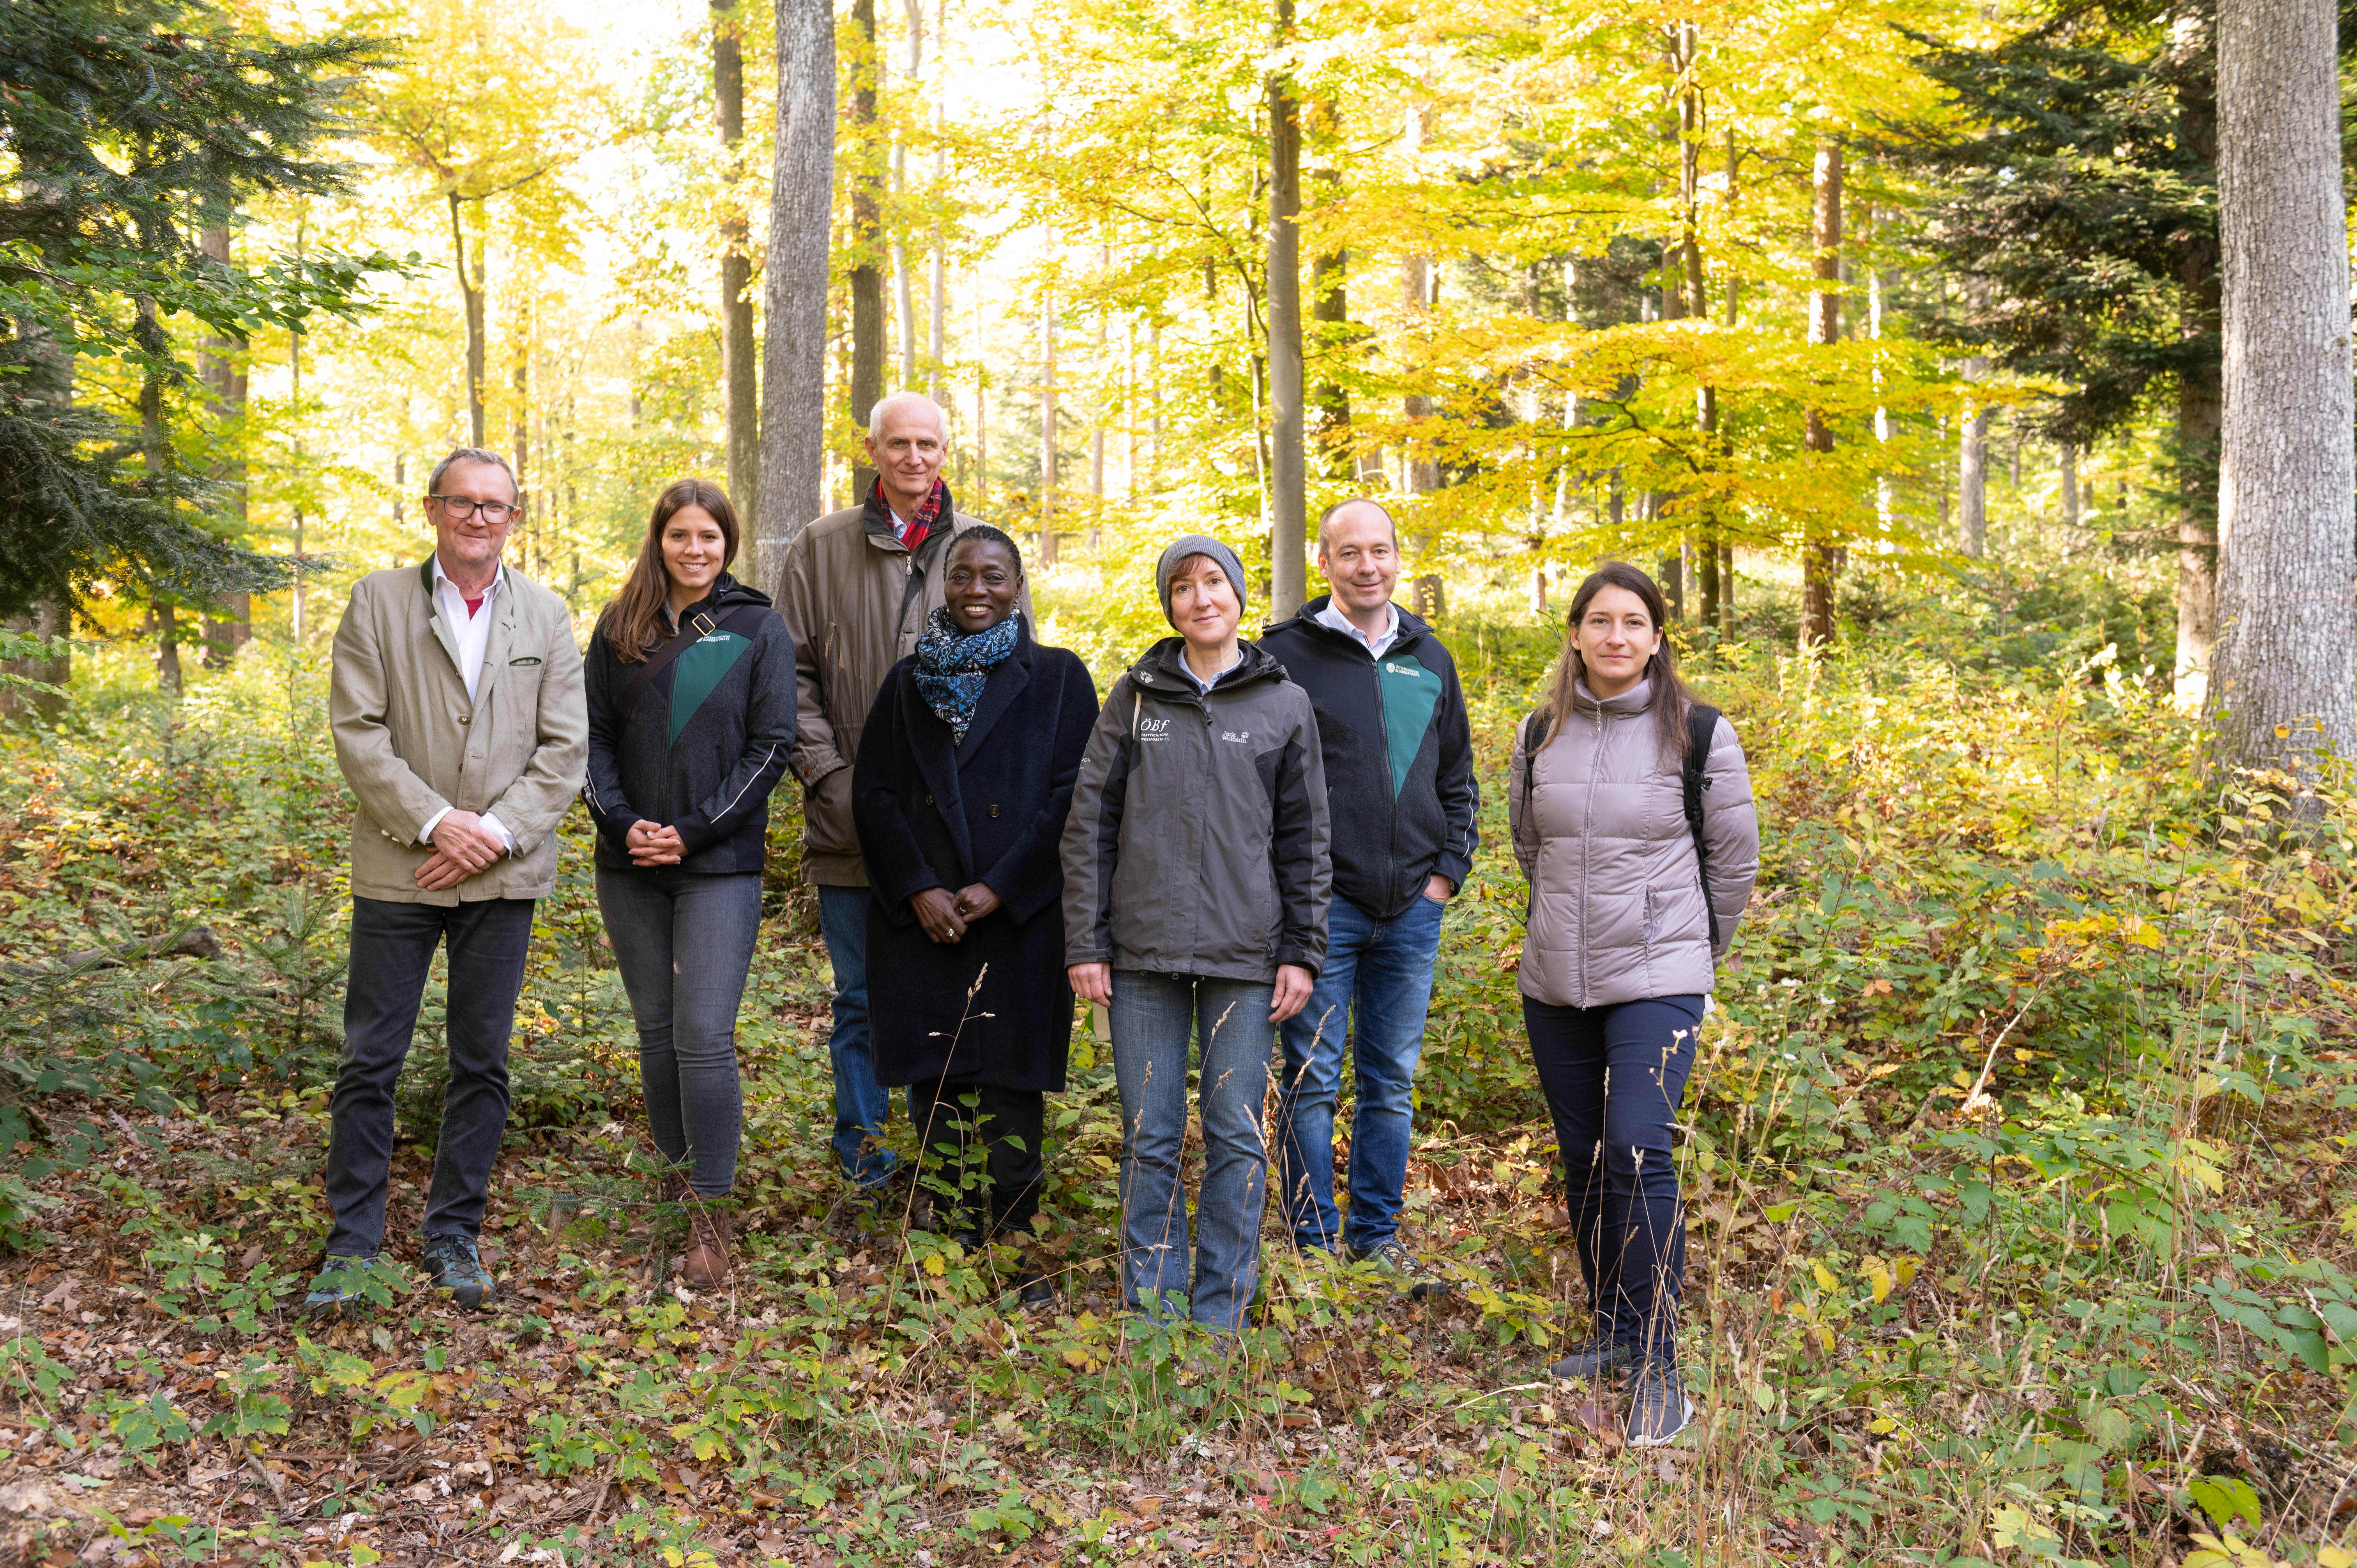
[851,526,1099,1300]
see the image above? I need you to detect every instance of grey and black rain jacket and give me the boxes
[1059,637,1332,983]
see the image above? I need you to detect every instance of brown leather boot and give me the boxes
[682,1203,732,1289]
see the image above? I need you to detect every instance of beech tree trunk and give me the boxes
[845,0,886,501]
[714,0,759,531]
[1800,140,1843,652]
[1266,1,1307,622]
[2173,0,2221,707]
[448,193,487,447]
[2210,0,2356,771]
[756,0,836,592]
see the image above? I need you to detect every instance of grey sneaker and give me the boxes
[421,1233,496,1310]
[1546,1331,1634,1382]
[1343,1238,1449,1301]
[1625,1357,1694,1447]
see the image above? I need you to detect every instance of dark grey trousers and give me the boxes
[323,895,535,1259]
[595,867,760,1197]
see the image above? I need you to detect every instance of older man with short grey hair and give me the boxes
[775,393,1030,1229]
[311,447,587,1312]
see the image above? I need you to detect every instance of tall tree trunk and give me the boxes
[2172,0,2221,707]
[1266,2,1307,621]
[1039,283,1057,565]
[1800,140,1843,652]
[197,222,250,665]
[449,192,487,447]
[2210,0,2356,771]
[1308,102,1352,481]
[893,0,923,387]
[1959,277,1989,558]
[714,0,759,530]
[846,0,886,501]
[133,297,182,694]
[1674,25,1722,631]
[1399,104,1436,506]
[756,0,837,592]
[2059,441,2079,529]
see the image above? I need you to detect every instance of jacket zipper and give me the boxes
[1576,692,1604,1005]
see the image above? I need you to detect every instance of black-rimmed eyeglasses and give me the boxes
[430,496,519,523]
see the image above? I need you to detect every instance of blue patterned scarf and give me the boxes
[913,607,1019,742]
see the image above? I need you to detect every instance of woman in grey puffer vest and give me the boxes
[1507,562,1758,1447]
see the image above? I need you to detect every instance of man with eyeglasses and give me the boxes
[311,447,588,1313]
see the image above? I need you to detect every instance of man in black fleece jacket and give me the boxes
[1257,498,1478,1294]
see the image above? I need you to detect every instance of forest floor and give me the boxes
[1,586,2354,1567]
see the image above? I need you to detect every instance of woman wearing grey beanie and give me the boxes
[1057,535,1332,1335]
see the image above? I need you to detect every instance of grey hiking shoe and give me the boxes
[1546,1331,1634,1382]
[1625,1357,1694,1447]
[303,1255,393,1316]
[421,1232,496,1310]
[1343,1238,1449,1300]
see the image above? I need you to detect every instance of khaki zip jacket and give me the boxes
[774,487,1026,887]
[330,559,590,905]
[1507,678,1758,1008]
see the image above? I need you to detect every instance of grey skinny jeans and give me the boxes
[1110,970,1276,1334]
[595,868,762,1197]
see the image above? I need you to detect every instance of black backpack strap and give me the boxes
[1682,703,1722,952]
[1519,708,1553,819]
[615,603,767,727]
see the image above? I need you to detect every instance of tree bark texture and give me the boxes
[449,192,487,448]
[197,222,250,664]
[714,0,760,531]
[846,0,886,502]
[1266,15,1307,623]
[755,0,837,595]
[2211,0,2356,769]
[1800,140,1843,652]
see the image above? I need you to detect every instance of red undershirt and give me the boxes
[463,595,484,618]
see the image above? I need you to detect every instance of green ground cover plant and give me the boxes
[0,571,2350,1566]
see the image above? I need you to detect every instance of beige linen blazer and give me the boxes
[330,558,589,904]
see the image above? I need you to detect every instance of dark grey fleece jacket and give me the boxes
[1059,637,1331,982]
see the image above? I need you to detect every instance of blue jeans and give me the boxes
[597,869,760,1197]
[1276,892,1445,1252]
[1110,971,1274,1334]
[324,896,535,1259]
[1523,993,1704,1360]
[818,883,901,1186]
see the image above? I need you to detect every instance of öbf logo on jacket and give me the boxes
[1140,716,1173,741]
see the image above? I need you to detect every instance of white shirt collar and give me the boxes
[431,554,507,604]
[1314,598,1400,658]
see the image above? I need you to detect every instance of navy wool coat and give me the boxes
[851,623,1100,1090]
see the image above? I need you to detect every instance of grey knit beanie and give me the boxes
[1154,534,1249,625]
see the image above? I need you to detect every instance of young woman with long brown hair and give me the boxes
[581,479,795,1287]
[1507,561,1759,1446]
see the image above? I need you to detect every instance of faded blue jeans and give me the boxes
[1110,971,1275,1334]
[1276,891,1445,1252]
[596,868,761,1198]
[818,883,902,1187]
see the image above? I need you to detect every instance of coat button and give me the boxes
[457,714,471,725]
[925,794,934,805]
[988,804,999,818]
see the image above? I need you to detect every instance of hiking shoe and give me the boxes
[1625,1358,1694,1447]
[825,1169,911,1239]
[1546,1331,1634,1382]
[1343,1238,1449,1300]
[303,1255,391,1316]
[682,1202,733,1290]
[421,1232,496,1310]
[1008,1255,1057,1310]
